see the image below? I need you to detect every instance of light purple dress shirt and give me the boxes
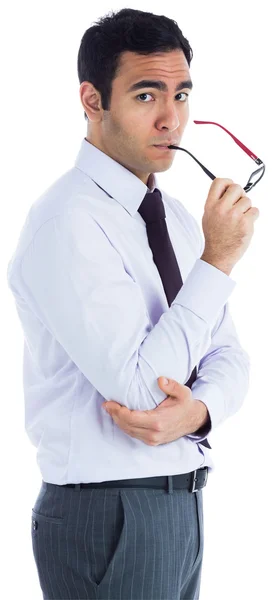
[6,138,250,484]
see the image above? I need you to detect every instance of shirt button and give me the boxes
[32,520,38,530]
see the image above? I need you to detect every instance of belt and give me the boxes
[60,467,208,493]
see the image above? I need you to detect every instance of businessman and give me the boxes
[7,7,259,600]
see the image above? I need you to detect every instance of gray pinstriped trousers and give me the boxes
[31,478,204,600]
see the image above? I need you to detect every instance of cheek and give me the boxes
[110,112,141,139]
[123,112,144,131]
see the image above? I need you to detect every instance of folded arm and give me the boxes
[20,207,236,412]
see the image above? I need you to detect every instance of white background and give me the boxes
[2,1,271,599]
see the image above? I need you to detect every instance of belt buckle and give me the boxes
[190,470,199,493]
[190,467,208,493]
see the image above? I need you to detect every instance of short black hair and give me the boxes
[77,8,193,121]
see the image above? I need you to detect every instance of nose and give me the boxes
[155,101,184,133]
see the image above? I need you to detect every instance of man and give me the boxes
[6,8,259,600]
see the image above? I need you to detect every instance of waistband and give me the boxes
[54,467,208,494]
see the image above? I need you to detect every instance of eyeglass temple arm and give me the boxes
[194,120,264,166]
[168,145,265,192]
[168,146,216,181]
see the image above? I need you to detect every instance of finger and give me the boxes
[104,403,129,417]
[206,177,234,208]
[103,401,120,411]
[106,411,157,441]
[121,427,154,442]
[110,406,158,430]
[126,410,158,429]
[157,376,191,398]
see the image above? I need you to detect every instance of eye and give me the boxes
[136,92,189,102]
[176,92,189,101]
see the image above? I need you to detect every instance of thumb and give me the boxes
[158,377,190,399]
[158,376,170,387]
[101,401,116,412]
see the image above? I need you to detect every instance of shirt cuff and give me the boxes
[172,258,236,325]
[188,377,228,441]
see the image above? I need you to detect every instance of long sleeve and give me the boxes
[20,207,236,412]
[186,298,250,442]
[182,207,250,442]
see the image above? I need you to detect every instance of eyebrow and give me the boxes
[127,79,193,93]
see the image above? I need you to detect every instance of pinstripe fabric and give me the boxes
[31,480,204,600]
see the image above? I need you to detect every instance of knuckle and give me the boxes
[155,421,163,432]
[232,183,244,195]
[217,204,226,217]
[149,435,159,446]
[214,177,233,185]
[231,205,241,219]
[241,222,249,235]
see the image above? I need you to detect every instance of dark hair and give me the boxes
[77,8,193,121]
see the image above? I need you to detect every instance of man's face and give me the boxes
[84,49,192,185]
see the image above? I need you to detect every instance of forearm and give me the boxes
[186,302,250,442]
[189,399,211,435]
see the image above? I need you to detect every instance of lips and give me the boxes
[154,142,179,146]
[153,144,176,150]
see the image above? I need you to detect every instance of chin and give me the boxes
[153,163,173,173]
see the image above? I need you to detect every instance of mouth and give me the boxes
[153,145,176,153]
[153,143,179,150]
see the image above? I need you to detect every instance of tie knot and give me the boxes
[138,188,165,224]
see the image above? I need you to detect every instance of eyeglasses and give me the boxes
[168,120,265,192]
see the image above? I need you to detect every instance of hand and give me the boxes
[101,377,209,446]
[201,178,259,275]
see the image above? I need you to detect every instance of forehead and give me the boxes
[117,50,190,85]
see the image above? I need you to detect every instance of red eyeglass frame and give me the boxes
[169,120,265,192]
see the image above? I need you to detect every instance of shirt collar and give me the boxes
[74,138,159,217]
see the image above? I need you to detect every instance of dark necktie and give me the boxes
[138,188,211,449]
